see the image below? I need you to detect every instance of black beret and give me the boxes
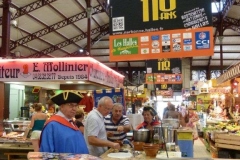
[50,91,83,106]
[143,106,157,116]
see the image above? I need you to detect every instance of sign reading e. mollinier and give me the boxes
[109,0,213,61]
[0,58,88,81]
[0,57,125,88]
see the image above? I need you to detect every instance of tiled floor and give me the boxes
[194,138,211,158]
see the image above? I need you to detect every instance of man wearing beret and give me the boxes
[39,91,89,154]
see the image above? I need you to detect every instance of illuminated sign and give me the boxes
[0,57,124,88]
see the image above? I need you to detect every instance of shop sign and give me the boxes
[216,62,240,84]
[0,58,88,81]
[0,57,124,88]
[88,62,124,88]
[145,73,182,84]
[156,90,173,98]
[109,0,213,61]
[209,88,230,94]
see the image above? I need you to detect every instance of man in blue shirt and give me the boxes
[39,91,89,154]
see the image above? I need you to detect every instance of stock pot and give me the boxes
[133,128,150,142]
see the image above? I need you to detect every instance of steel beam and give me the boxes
[26,24,109,57]
[10,5,104,49]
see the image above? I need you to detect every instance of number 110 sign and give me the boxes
[141,0,177,22]
[109,0,212,34]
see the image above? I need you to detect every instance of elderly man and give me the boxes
[39,91,88,154]
[84,96,120,157]
[163,101,172,117]
[104,103,131,142]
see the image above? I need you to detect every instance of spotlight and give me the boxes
[79,49,84,52]
[10,20,17,27]
[9,7,17,16]
[233,80,239,86]
[14,51,21,57]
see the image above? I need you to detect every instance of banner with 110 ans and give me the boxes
[109,0,213,61]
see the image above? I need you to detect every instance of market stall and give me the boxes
[0,120,33,159]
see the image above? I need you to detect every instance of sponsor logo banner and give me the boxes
[110,27,213,61]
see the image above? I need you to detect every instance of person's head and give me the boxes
[188,105,194,113]
[75,108,85,121]
[32,103,42,112]
[223,107,230,116]
[112,103,123,121]
[97,96,113,116]
[167,102,171,107]
[169,104,175,111]
[142,106,157,123]
[50,91,83,119]
[29,105,35,113]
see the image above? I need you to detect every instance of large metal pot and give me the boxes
[133,128,150,142]
[153,125,175,143]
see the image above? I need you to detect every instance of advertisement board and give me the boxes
[109,0,213,61]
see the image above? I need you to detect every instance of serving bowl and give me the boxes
[133,141,145,151]
[143,143,160,157]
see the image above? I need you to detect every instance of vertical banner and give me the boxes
[93,88,125,114]
[109,0,213,61]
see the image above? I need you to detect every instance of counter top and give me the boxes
[0,137,31,144]
[0,143,33,150]
[100,148,183,160]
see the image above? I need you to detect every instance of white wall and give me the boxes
[9,84,25,119]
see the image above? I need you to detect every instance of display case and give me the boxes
[3,120,30,133]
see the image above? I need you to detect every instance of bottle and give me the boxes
[153,130,160,144]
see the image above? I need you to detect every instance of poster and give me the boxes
[93,88,125,114]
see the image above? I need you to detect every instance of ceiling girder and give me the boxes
[26,24,109,57]
[0,0,58,25]
[221,0,235,18]
[71,25,109,55]
[10,4,104,50]
[96,0,110,16]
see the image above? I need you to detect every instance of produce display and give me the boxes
[205,121,240,134]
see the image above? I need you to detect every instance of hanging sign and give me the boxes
[109,0,213,61]
[216,62,240,84]
[0,57,124,88]
[145,73,182,84]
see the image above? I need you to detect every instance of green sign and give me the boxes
[112,37,138,55]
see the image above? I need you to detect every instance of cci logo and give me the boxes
[195,31,210,49]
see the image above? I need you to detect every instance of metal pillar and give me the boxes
[1,0,11,57]
[86,0,92,56]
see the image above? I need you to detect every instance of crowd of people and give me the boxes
[27,91,202,156]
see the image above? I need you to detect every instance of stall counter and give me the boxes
[100,148,183,160]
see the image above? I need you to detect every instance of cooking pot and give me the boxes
[133,128,150,142]
[153,125,175,143]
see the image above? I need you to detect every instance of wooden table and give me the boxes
[0,143,33,160]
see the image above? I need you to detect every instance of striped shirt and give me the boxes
[104,114,130,142]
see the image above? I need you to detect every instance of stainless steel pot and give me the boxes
[133,128,150,142]
[153,125,175,143]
